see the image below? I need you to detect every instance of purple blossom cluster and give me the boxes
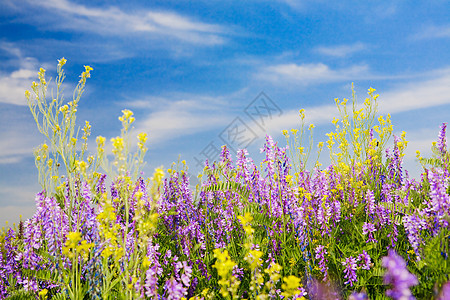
[382,250,418,300]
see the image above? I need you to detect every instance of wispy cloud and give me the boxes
[379,68,450,114]
[0,43,40,106]
[0,105,41,164]
[314,42,367,58]
[257,62,369,85]
[124,94,239,146]
[0,136,36,164]
[412,24,450,40]
[21,0,230,46]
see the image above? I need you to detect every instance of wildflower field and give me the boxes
[0,59,449,300]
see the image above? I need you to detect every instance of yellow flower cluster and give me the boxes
[97,194,124,259]
[152,168,164,186]
[58,57,67,67]
[238,212,255,236]
[281,275,304,299]
[137,132,148,151]
[38,68,47,86]
[62,231,94,260]
[96,135,106,156]
[263,262,282,290]
[79,65,93,84]
[213,248,240,298]
[245,248,265,295]
[119,109,135,131]
[38,288,48,300]
[325,85,395,171]
[111,136,125,170]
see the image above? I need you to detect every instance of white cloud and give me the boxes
[0,72,34,106]
[412,24,450,40]
[0,43,40,105]
[315,42,367,58]
[124,94,239,145]
[258,62,369,85]
[378,68,450,114]
[23,0,229,46]
[0,130,40,164]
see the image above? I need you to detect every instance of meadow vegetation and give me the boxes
[0,59,449,299]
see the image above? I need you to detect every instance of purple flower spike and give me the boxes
[358,250,371,270]
[437,122,447,154]
[315,245,329,281]
[342,256,358,287]
[362,222,377,243]
[382,250,418,300]
[165,277,186,300]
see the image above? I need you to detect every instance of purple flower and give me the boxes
[402,214,427,260]
[180,261,192,287]
[143,240,162,298]
[18,278,38,292]
[382,250,418,300]
[427,170,450,221]
[219,145,233,172]
[96,173,107,194]
[365,190,376,215]
[342,256,358,287]
[164,277,186,300]
[232,265,244,280]
[362,222,377,243]
[358,250,371,270]
[144,266,159,298]
[315,245,328,281]
[437,122,447,154]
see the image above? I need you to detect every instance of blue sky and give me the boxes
[1,0,450,226]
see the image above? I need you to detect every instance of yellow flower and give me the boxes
[138,132,148,143]
[119,109,134,122]
[96,136,106,147]
[308,124,315,130]
[237,212,253,226]
[152,168,164,185]
[111,137,124,153]
[59,105,69,113]
[299,109,305,119]
[38,288,48,300]
[138,132,148,150]
[58,57,67,66]
[416,150,422,159]
[281,275,302,297]
[286,175,293,183]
